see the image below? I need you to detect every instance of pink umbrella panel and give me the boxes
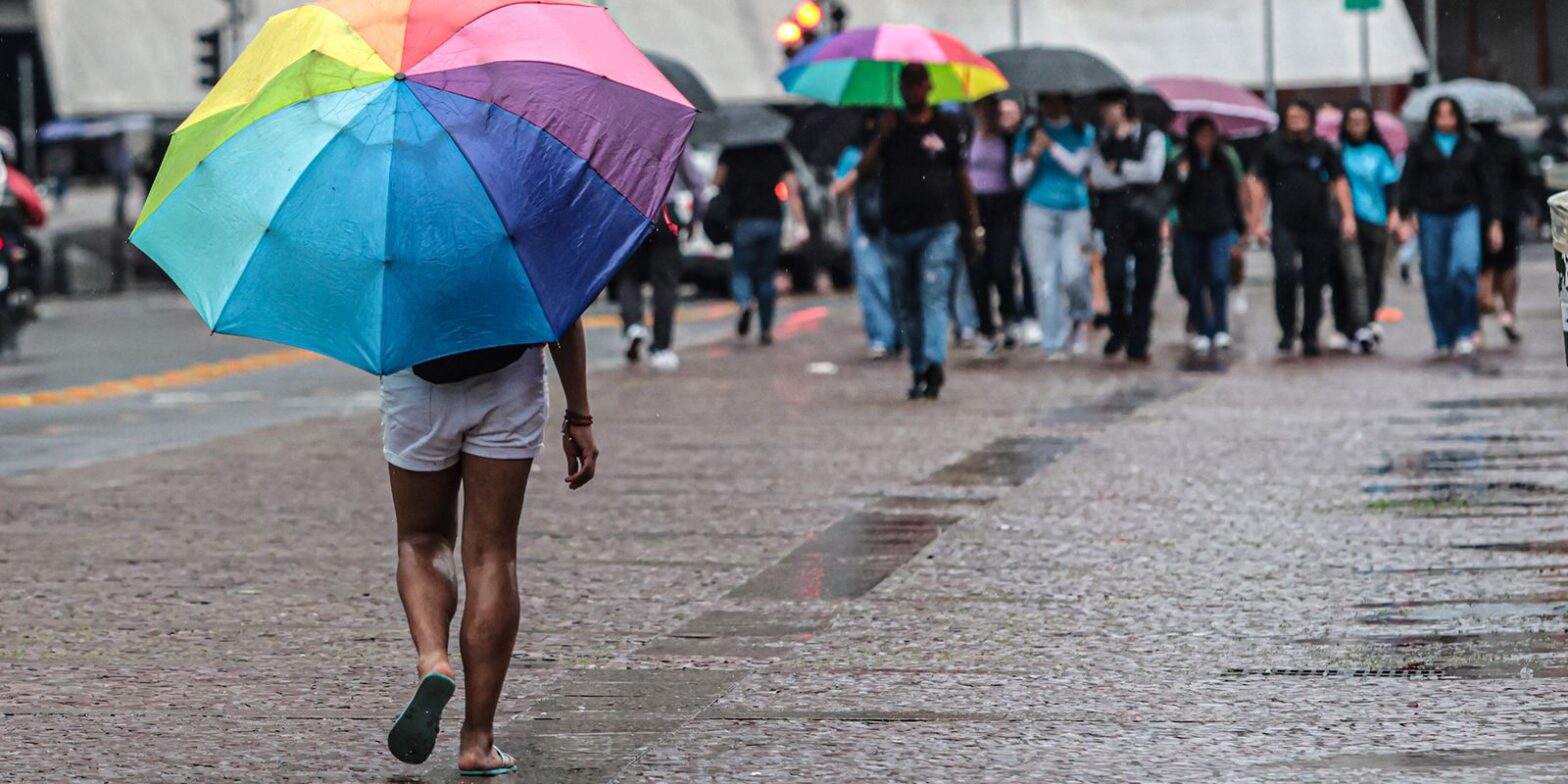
[1146,77,1278,140]
[1315,107,1410,158]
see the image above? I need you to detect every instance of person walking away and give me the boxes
[1169,117,1246,354]
[1247,100,1357,357]
[857,64,983,400]
[1090,90,1168,363]
[1338,101,1402,351]
[1398,97,1504,358]
[965,96,1023,357]
[832,111,901,359]
[619,153,705,372]
[1474,120,1531,345]
[1012,92,1096,360]
[382,330,598,776]
[713,143,807,345]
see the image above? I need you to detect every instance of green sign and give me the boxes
[1345,0,1382,9]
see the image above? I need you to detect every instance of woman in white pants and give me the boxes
[1012,93,1097,360]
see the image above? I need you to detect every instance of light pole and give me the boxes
[1263,0,1277,108]
[224,0,247,69]
[1424,0,1440,83]
[1359,9,1372,102]
[1011,0,1022,49]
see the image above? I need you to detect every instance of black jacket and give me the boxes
[1477,131,1534,221]
[1399,131,1501,217]
[1170,148,1244,237]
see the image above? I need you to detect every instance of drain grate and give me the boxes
[1223,666,1455,679]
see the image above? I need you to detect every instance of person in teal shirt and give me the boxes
[832,113,900,358]
[1011,93,1097,359]
[1338,101,1402,347]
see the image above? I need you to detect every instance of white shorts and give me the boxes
[380,350,549,472]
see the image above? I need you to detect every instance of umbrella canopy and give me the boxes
[1402,79,1536,125]
[983,47,1129,97]
[778,25,1007,108]
[1315,106,1410,158]
[690,104,792,149]
[646,51,717,114]
[1144,77,1277,140]
[131,0,695,375]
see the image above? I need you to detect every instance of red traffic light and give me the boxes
[794,1,823,30]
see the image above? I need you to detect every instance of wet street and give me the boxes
[6,246,1568,782]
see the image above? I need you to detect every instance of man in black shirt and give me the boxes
[714,143,807,345]
[1248,100,1358,357]
[858,64,982,400]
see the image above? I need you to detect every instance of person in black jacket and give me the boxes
[1475,121,1533,345]
[1169,117,1246,354]
[1398,97,1504,358]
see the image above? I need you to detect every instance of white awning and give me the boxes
[36,0,1430,117]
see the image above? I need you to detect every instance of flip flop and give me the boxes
[459,746,518,778]
[387,672,456,764]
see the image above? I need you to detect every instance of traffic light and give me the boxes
[197,27,223,88]
[778,2,848,59]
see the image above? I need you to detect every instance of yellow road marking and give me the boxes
[0,302,746,411]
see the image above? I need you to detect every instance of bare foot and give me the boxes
[417,654,455,682]
[457,726,514,772]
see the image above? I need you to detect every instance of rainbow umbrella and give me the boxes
[778,25,1007,108]
[131,0,696,375]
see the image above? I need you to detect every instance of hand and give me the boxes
[965,226,985,261]
[1159,219,1172,244]
[1028,128,1052,158]
[1488,221,1505,253]
[1398,221,1416,245]
[563,423,598,490]
[1251,227,1271,248]
[1176,159,1191,180]
[878,110,898,138]
[1340,215,1358,242]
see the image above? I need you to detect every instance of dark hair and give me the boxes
[1425,96,1469,137]
[1339,100,1390,154]
[974,95,1002,136]
[1284,99,1317,126]
[1183,116,1225,163]
[1098,89,1138,120]
[900,62,931,86]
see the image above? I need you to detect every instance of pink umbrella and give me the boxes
[1145,77,1278,139]
[1316,107,1410,158]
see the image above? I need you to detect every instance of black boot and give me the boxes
[922,364,945,400]
[1103,333,1127,358]
[906,370,928,401]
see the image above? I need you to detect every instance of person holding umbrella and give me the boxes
[1248,100,1358,357]
[1398,97,1505,358]
[857,63,984,400]
[1012,92,1097,360]
[1090,90,1168,363]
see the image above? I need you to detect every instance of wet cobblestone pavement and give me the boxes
[7,249,1568,781]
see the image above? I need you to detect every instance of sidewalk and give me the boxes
[5,247,1568,782]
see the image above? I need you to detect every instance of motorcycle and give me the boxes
[0,218,41,359]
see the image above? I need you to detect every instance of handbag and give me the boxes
[703,188,734,246]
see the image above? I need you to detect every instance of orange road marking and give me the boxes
[0,348,320,411]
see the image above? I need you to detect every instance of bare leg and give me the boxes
[389,463,462,682]
[455,454,532,771]
[1500,266,1520,319]
[1478,268,1496,315]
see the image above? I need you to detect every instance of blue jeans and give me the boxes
[1177,229,1237,338]
[951,248,979,337]
[1020,205,1093,353]
[885,223,960,374]
[1417,208,1481,349]
[730,218,783,334]
[850,213,899,350]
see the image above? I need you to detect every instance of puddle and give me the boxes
[1430,433,1552,445]
[1294,750,1568,770]
[1429,396,1568,412]
[727,511,959,601]
[921,436,1080,488]
[1038,381,1193,425]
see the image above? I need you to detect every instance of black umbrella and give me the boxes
[690,104,793,149]
[645,51,718,113]
[983,47,1131,97]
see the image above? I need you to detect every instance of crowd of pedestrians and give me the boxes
[614,66,1540,399]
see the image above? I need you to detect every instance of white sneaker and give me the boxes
[1070,322,1090,357]
[974,338,1001,359]
[955,328,978,349]
[868,344,891,360]
[1455,338,1476,357]
[1019,319,1045,347]
[1353,327,1377,355]
[1213,332,1232,351]
[623,323,650,363]
[1370,322,1385,343]
[1190,335,1213,354]
[1046,351,1069,363]
[648,349,680,372]
[1232,290,1250,316]
[1326,333,1349,352]
[1003,323,1023,349]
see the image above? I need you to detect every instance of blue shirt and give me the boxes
[1434,132,1459,157]
[1015,121,1095,211]
[1341,142,1401,225]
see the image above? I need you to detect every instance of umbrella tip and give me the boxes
[394,72,407,82]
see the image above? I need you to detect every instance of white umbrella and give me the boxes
[1402,79,1536,125]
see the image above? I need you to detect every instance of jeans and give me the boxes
[1177,229,1237,339]
[850,212,899,351]
[969,193,1022,338]
[885,222,960,375]
[951,251,979,337]
[1097,193,1163,357]
[1271,224,1336,345]
[1418,208,1481,349]
[731,217,784,334]
[1020,204,1093,353]
[617,224,682,351]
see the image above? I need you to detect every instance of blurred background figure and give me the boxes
[1013,92,1096,360]
[1168,116,1244,355]
[832,111,901,360]
[1398,97,1503,359]
[1337,101,1402,350]
[964,95,1022,358]
[1090,90,1167,363]
[714,141,806,347]
[999,97,1044,348]
[1474,119,1532,346]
